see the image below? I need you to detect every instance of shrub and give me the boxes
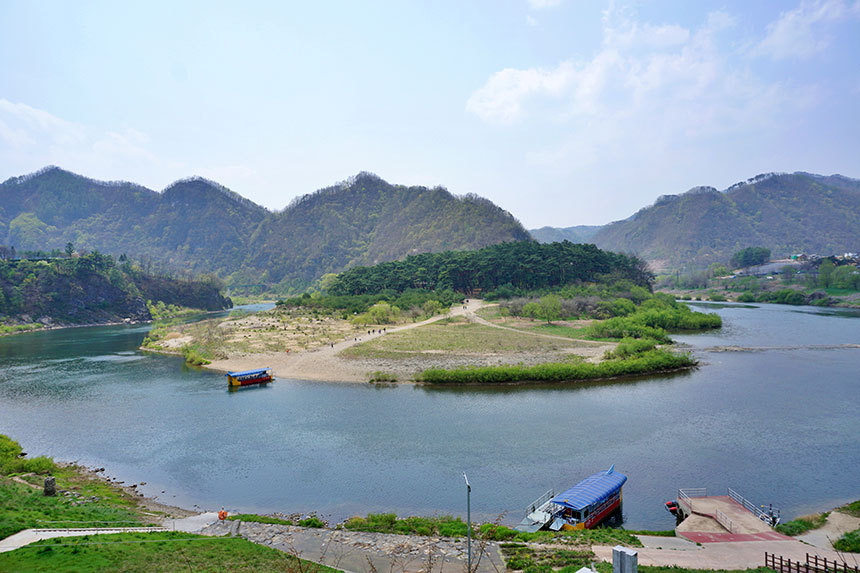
[833,529,860,553]
[298,516,325,528]
[420,350,695,384]
[604,338,658,359]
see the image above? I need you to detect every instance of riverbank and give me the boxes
[144,299,703,384]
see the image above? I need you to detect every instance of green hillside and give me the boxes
[530,225,602,244]
[0,168,531,291]
[241,172,531,287]
[590,173,860,270]
[0,252,231,327]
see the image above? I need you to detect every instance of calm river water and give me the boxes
[0,302,858,530]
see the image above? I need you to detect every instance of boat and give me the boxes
[515,465,627,532]
[665,500,679,516]
[226,367,273,388]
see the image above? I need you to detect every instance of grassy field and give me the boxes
[0,531,340,572]
[341,318,584,359]
[1,434,149,539]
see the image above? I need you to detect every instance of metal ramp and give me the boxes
[515,489,560,532]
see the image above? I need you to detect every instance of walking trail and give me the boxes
[208,299,611,383]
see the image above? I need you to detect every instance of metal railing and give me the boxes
[728,488,767,520]
[677,488,707,515]
[715,509,734,533]
[525,490,556,515]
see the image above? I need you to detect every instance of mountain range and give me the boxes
[0,167,529,290]
[530,172,860,271]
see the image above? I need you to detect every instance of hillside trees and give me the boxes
[329,241,652,296]
[731,247,771,269]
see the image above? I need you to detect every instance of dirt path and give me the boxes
[207,299,616,383]
[798,511,860,550]
[207,299,485,383]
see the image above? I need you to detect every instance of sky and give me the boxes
[1,0,858,228]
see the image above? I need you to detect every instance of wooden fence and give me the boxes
[765,552,860,573]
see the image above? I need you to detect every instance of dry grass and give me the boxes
[341,319,582,359]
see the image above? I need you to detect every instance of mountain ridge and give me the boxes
[0,166,531,290]
[530,172,860,271]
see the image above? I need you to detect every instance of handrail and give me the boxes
[525,490,556,515]
[728,488,767,521]
[715,509,734,533]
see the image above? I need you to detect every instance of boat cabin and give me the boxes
[226,367,273,387]
[516,465,626,532]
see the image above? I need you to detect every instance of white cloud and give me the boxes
[466,6,818,188]
[466,63,575,123]
[754,0,859,60]
[0,98,176,186]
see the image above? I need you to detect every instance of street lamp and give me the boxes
[464,473,471,572]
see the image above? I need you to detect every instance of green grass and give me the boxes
[839,499,860,518]
[501,543,596,572]
[775,513,828,536]
[834,528,860,553]
[341,321,581,359]
[531,323,592,339]
[367,371,398,383]
[0,531,341,572]
[226,514,326,528]
[420,349,695,384]
[483,524,641,546]
[623,529,676,537]
[0,434,147,539]
[0,322,44,335]
[342,513,468,537]
[227,514,293,526]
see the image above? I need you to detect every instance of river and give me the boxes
[0,302,857,530]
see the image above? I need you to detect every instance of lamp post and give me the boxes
[464,473,471,572]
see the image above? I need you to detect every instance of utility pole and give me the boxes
[464,473,471,572]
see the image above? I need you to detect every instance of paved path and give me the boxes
[798,511,860,550]
[0,527,168,553]
[593,537,853,569]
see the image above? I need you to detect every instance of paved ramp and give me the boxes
[676,495,790,543]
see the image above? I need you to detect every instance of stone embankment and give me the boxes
[200,520,504,573]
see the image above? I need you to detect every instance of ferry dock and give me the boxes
[674,487,789,543]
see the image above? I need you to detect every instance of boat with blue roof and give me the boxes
[226,367,273,388]
[515,465,627,532]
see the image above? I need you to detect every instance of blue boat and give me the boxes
[226,367,273,388]
[516,465,627,532]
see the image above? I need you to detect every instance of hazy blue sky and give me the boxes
[1,1,858,227]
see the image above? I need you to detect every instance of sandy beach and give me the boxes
[201,299,613,383]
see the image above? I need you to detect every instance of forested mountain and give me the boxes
[537,173,860,271]
[239,172,531,287]
[0,168,531,290]
[0,252,231,326]
[0,167,267,275]
[530,225,602,244]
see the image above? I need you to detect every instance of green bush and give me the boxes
[833,529,860,552]
[342,513,467,537]
[775,514,828,536]
[421,350,695,384]
[604,338,658,359]
[586,318,671,343]
[298,516,325,528]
